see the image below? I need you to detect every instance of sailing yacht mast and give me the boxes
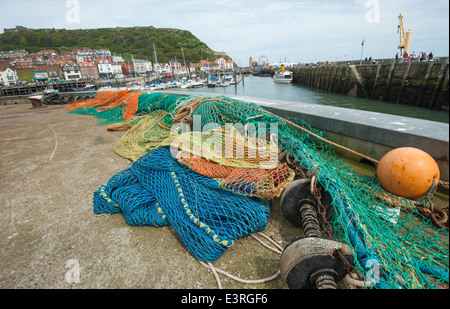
[181,47,189,79]
[153,43,159,64]
[153,43,161,80]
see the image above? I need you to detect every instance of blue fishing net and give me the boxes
[93,146,271,262]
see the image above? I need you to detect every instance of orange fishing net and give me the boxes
[65,90,142,115]
[176,151,295,200]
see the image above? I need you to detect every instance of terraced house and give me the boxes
[61,62,81,80]
[132,59,152,76]
[0,67,19,86]
[79,62,99,80]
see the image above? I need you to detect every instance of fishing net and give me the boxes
[114,110,172,160]
[93,167,169,227]
[69,92,449,289]
[277,130,449,289]
[65,90,183,126]
[94,146,271,262]
[177,152,294,200]
[113,111,295,200]
[65,90,129,111]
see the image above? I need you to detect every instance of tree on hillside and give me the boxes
[0,26,222,64]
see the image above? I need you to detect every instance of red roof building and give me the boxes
[36,50,58,58]
[121,63,134,76]
[45,59,74,67]
[15,57,34,70]
[79,62,99,80]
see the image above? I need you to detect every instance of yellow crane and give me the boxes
[397,14,412,56]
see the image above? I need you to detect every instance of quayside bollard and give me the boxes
[28,95,44,108]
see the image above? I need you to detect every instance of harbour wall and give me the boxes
[163,89,449,183]
[0,76,155,97]
[0,91,96,105]
[290,62,449,111]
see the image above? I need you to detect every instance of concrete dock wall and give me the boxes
[291,62,449,111]
[0,76,156,97]
[163,89,449,182]
[0,91,96,105]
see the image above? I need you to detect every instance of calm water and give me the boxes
[185,76,449,123]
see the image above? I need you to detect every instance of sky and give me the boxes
[0,0,448,66]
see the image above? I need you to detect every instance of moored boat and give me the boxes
[191,78,204,88]
[273,65,293,83]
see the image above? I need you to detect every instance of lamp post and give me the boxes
[360,40,365,65]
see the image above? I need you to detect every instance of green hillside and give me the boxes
[0,26,227,63]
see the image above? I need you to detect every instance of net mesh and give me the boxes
[69,91,448,288]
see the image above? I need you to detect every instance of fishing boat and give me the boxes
[165,81,178,88]
[207,76,218,88]
[273,65,293,84]
[150,82,167,91]
[180,80,192,89]
[217,79,230,87]
[43,87,59,96]
[207,80,218,88]
[191,78,204,88]
[72,84,96,91]
[98,85,113,92]
[224,75,235,84]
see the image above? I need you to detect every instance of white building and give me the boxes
[132,59,152,76]
[61,63,82,80]
[225,60,234,70]
[169,61,182,75]
[77,49,111,58]
[111,54,125,63]
[111,62,123,76]
[0,49,28,59]
[215,58,234,71]
[153,63,162,74]
[215,58,226,70]
[94,49,111,58]
[152,63,171,75]
[97,59,113,76]
[0,68,19,86]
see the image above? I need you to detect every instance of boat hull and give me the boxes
[273,78,293,84]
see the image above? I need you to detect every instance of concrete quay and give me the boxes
[0,94,447,290]
[0,103,305,289]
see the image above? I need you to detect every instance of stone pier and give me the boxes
[290,61,449,111]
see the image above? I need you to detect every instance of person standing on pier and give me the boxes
[403,52,409,61]
[420,52,426,62]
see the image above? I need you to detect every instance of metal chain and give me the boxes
[333,249,364,281]
[311,175,333,239]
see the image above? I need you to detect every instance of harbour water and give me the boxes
[184,75,449,124]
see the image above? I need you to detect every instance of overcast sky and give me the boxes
[1,0,448,65]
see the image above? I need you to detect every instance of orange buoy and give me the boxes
[377,147,440,199]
